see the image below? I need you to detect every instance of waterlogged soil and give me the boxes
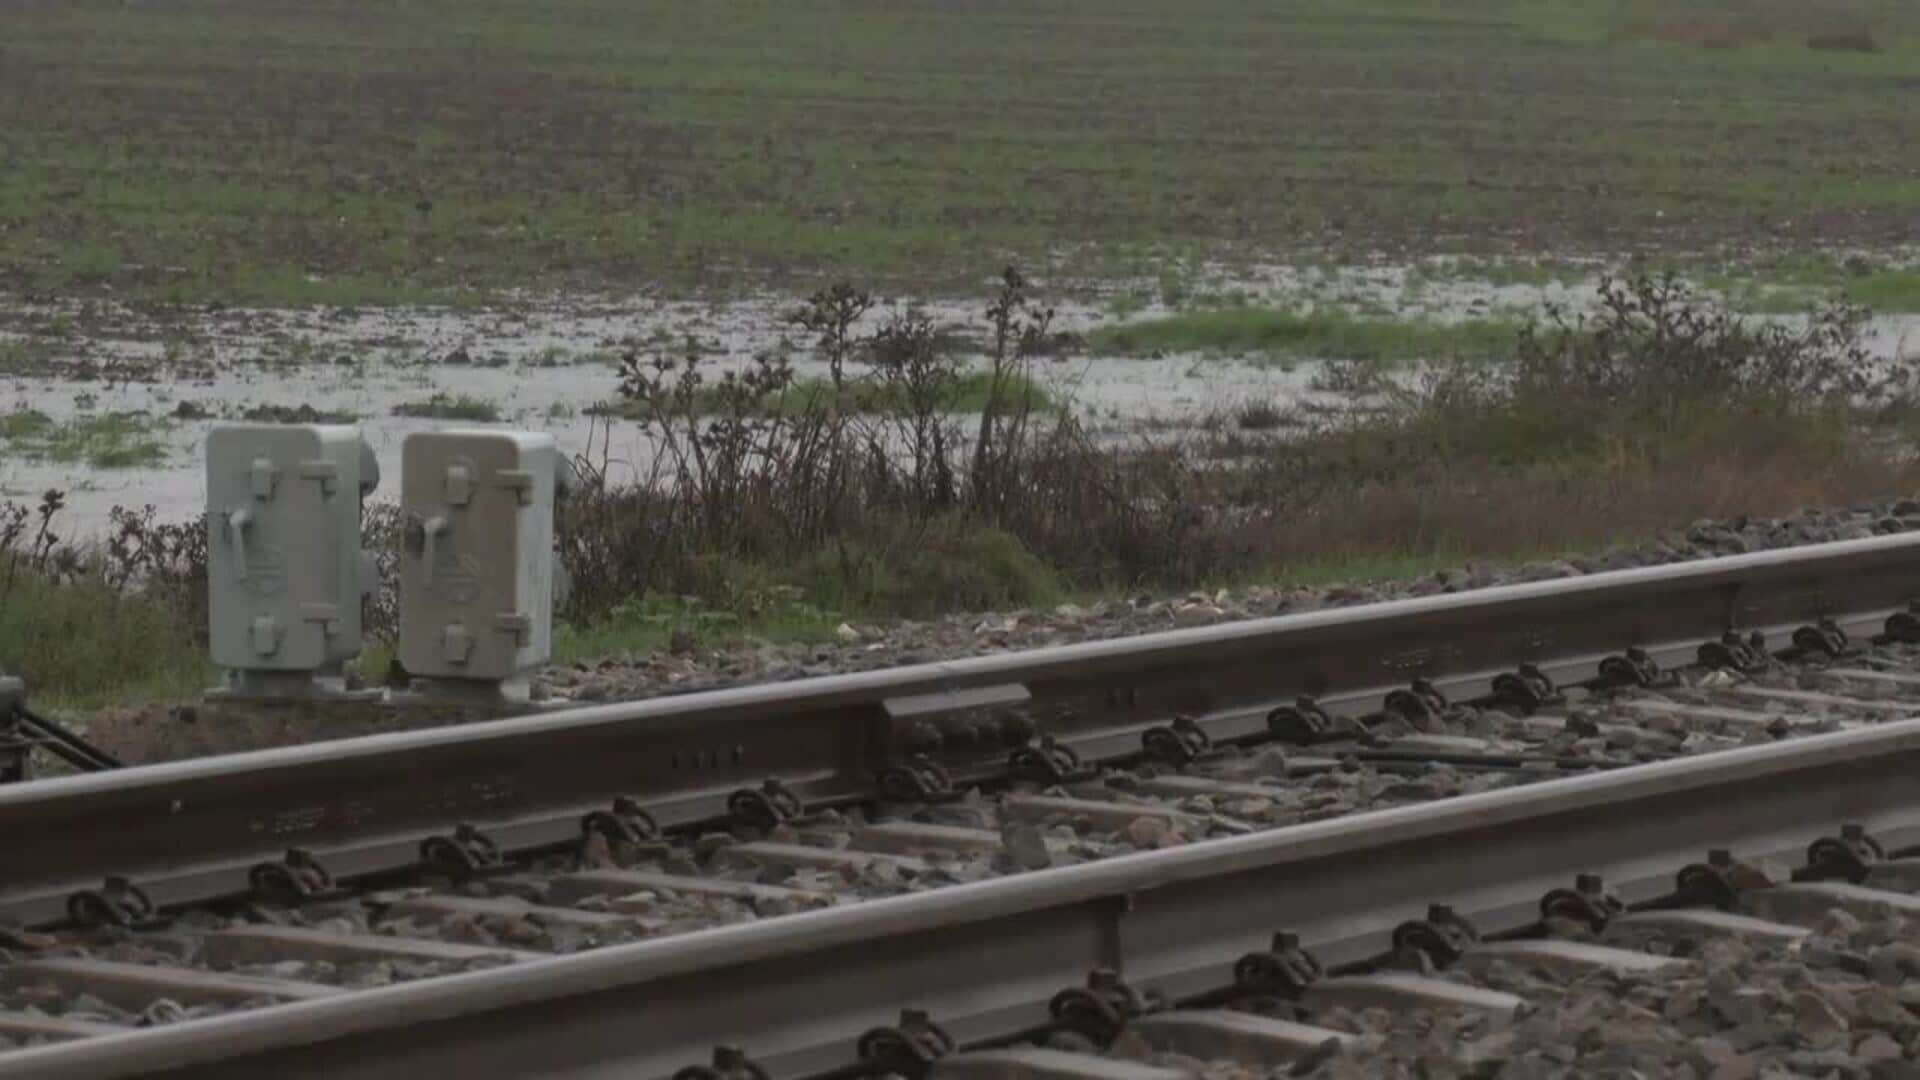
[3,260,1919,533]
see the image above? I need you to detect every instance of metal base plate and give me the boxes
[208,671,384,704]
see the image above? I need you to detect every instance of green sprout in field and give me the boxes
[391,394,503,422]
[0,409,169,469]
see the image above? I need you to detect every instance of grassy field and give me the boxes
[1698,254,1920,313]
[0,408,170,468]
[2,0,1917,302]
[0,575,213,711]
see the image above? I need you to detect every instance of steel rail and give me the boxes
[3,532,1918,929]
[10,711,1920,1079]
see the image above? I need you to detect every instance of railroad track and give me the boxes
[5,533,1920,1076]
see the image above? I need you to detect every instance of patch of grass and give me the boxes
[392,394,502,422]
[0,409,168,469]
[237,403,361,424]
[0,573,213,712]
[794,523,1063,619]
[1105,290,1152,320]
[554,592,844,661]
[0,409,51,442]
[557,519,1062,658]
[52,242,123,286]
[0,339,59,376]
[1843,268,1920,312]
[1234,401,1290,431]
[146,267,473,308]
[1705,254,1920,314]
[1089,309,1522,364]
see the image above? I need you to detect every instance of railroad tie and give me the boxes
[1127,1010,1353,1066]
[721,841,932,876]
[1455,939,1688,977]
[548,869,834,907]
[1603,908,1810,945]
[375,893,635,930]
[1613,698,1832,729]
[1297,973,1526,1016]
[1722,685,1916,716]
[1128,775,1286,801]
[850,821,1009,855]
[199,925,543,967]
[0,1009,129,1042]
[1860,858,1920,891]
[1816,667,1920,689]
[1370,733,1495,755]
[999,794,1202,831]
[5,957,342,1010]
[1743,881,1920,927]
[929,1047,1189,1080]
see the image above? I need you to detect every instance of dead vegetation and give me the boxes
[1619,2,1882,52]
[556,270,1920,625]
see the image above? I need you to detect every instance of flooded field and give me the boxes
[5,260,1918,534]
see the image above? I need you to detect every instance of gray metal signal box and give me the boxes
[398,430,558,698]
[205,424,378,697]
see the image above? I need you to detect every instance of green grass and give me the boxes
[1841,268,1920,311]
[391,394,503,422]
[0,339,57,376]
[0,409,168,469]
[554,594,845,660]
[1702,254,1920,313]
[547,521,1063,659]
[0,574,213,712]
[596,371,1056,419]
[548,545,1471,662]
[1089,309,1522,363]
[0,410,49,441]
[1,0,1916,299]
[540,539,1658,669]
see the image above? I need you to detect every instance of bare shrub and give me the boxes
[562,268,1184,619]
[785,282,872,391]
[1513,274,1900,418]
[557,270,1920,625]
[102,505,209,641]
[866,309,960,510]
[1234,400,1289,431]
[1,490,76,596]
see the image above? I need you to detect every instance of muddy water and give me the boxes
[3,265,1915,534]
